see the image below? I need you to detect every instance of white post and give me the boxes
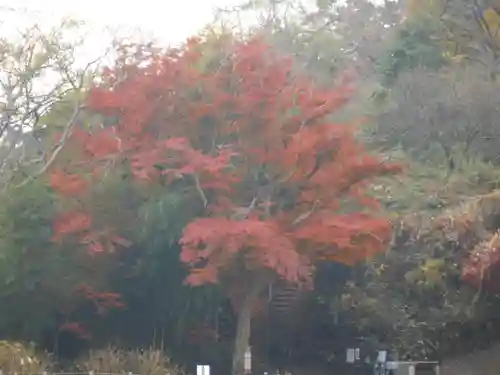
[244,346,252,374]
[89,370,95,375]
[346,348,355,363]
[435,364,440,375]
[408,364,415,375]
[377,350,387,363]
[196,364,211,375]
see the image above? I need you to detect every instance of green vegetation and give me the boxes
[2,1,500,373]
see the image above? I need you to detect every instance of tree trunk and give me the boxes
[231,279,268,375]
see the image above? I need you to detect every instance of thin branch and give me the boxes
[193,173,208,208]
[12,102,83,189]
[292,199,319,226]
[231,196,258,220]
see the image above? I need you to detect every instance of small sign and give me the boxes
[196,365,210,375]
[346,348,355,363]
[377,350,387,363]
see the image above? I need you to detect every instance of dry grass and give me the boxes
[425,191,500,247]
[76,346,186,375]
[392,190,500,290]
[424,191,500,242]
[0,340,52,374]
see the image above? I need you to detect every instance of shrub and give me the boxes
[76,346,186,375]
[0,340,52,374]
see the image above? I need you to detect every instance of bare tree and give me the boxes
[373,65,500,167]
[0,17,106,186]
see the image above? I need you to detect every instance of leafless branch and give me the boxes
[13,102,83,190]
[231,196,258,221]
[0,17,109,188]
[192,173,208,208]
[292,199,319,226]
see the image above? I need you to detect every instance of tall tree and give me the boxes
[49,35,400,375]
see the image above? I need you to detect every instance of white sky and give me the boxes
[0,0,246,42]
[0,0,254,67]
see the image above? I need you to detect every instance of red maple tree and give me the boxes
[50,35,400,374]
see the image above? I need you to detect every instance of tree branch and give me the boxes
[292,199,319,226]
[193,173,208,208]
[12,102,83,190]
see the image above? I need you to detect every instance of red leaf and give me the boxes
[59,322,92,340]
[50,169,88,197]
[52,211,92,242]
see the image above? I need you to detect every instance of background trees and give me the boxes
[2,0,500,372]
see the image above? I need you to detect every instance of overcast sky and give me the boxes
[0,0,246,42]
[0,0,255,67]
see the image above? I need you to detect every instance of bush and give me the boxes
[76,346,186,375]
[0,340,52,374]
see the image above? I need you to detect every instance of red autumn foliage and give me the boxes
[51,35,400,293]
[77,284,125,314]
[59,321,92,340]
[51,209,130,254]
[50,169,88,197]
[461,233,500,293]
[51,211,92,242]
